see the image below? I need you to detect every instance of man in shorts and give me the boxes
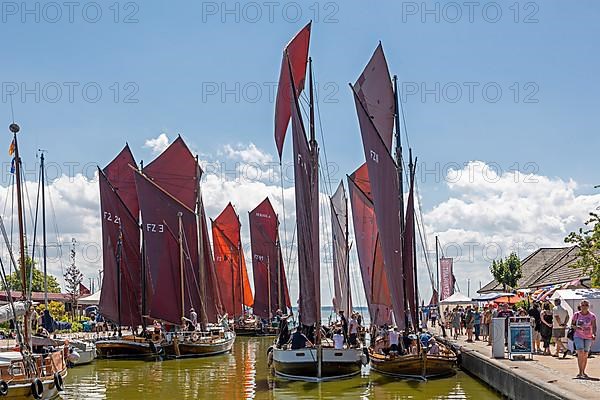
[552,298,569,357]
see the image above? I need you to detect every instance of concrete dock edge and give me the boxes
[440,338,586,400]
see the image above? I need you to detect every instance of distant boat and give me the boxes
[248,197,292,336]
[269,23,365,381]
[212,203,257,336]
[350,44,456,379]
[136,137,234,359]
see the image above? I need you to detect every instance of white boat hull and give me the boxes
[272,347,363,381]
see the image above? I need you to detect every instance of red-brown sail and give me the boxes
[274,22,311,158]
[212,203,254,317]
[290,67,320,327]
[330,182,351,316]
[347,164,392,326]
[103,144,139,217]
[98,169,142,327]
[249,198,291,319]
[352,83,405,329]
[134,171,202,325]
[352,43,395,150]
[403,169,417,327]
[143,136,199,211]
[198,198,224,322]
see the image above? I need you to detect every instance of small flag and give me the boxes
[8,139,15,156]
[10,158,15,174]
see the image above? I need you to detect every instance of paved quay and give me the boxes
[438,328,599,400]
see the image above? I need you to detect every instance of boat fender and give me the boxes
[31,378,44,400]
[266,346,273,367]
[0,380,8,396]
[54,372,64,392]
[361,347,370,365]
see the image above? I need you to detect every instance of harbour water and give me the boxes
[62,336,501,399]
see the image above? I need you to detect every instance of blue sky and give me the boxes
[1,1,599,300]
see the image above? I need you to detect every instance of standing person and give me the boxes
[483,305,492,344]
[473,306,481,341]
[528,302,542,354]
[452,308,461,340]
[348,313,359,347]
[338,310,348,344]
[571,300,597,379]
[388,327,400,354]
[189,308,198,329]
[430,307,438,327]
[465,305,474,342]
[540,303,553,355]
[552,298,569,357]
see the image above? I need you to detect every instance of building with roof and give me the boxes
[478,246,591,293]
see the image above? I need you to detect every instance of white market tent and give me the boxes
[551,289,600,352]
[440,292,476,305]
[78,291,101,306]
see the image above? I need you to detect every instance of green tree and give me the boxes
[2,256,61,293]
[565,212,600,287]
[36,301,66,322]
[64,239,83,320]
[490,252,523,291]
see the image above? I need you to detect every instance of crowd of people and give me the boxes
[440,298,597,379]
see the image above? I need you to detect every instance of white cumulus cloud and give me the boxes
[143,133,170,155]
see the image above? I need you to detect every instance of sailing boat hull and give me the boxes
[96,336,161,359]
[369,348,457,379]
[272,348,363,381]
[163,332,235,359]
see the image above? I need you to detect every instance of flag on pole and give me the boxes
[8,139,15,156]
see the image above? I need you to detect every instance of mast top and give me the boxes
[9,123,20,134]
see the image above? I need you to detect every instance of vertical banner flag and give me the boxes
[440,257,455,300]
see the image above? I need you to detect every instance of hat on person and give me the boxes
[408,334,418,340]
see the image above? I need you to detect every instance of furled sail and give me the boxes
[134,171,202,325]
[353,45,405,328]
[403,169,417,327]
[347,164,392,326]
[274,22,311,158]
[330,181,351,316]
[249,197,291,319]
[212,203,253,318]
[0,301,29,324]
[98,168,142,327]
[290,66,320,327]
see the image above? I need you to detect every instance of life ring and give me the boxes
[0,380,8,396]
[31,378,43,399]
[54,372,64,392]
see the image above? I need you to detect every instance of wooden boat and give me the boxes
[348,45,458,379]
[162,327,235,359]
[248,198,292,335]
[368,342,456,379]
[0,351,67,399]
[96,335,161,359]
[268,22,368,382]
[0,123,69,398]
[133,138,234,359]
[212,203,254,331]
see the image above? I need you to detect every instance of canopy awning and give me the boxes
[439,292,475,304]
[78,291,101,305]
[472,292,516,302]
